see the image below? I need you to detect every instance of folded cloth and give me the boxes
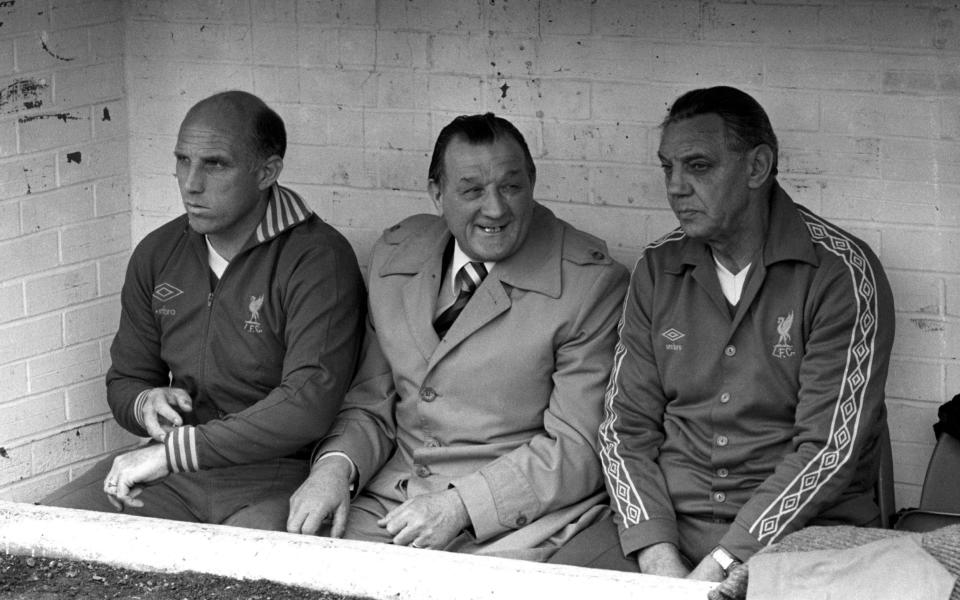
[747,534,955,600]
[708,525,960,600]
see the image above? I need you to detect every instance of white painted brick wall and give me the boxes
[0,0,131,503]
[2,1,958,516]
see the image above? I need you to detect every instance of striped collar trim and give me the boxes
[254,184,313,243]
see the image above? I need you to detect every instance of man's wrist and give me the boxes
[313,452,357,490]
[709,545,741,577]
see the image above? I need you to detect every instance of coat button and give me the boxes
[716,435,729,447]
[515,515,528,527]
[717,468,729,478]
[590,250,605,260]
[724,345,736,357]
[713,491,727,503]
[420,387,437,402]
[719,392,730,404]
[425,438,440,448]
[415,465,431,477]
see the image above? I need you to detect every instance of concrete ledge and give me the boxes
[0,501,714,599]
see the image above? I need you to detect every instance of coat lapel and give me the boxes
[428,276,511,369]
[380,219,450,362]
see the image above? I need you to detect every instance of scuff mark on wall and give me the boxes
[499,82,509,98]
[66,151,82,164]
[40,30,75,61]
[911,318,945,332]
[0,447,8,459]
[0,79,48,114]
[102,107,111,121]
[18,112,82,123]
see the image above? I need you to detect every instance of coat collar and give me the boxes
[379,203,564,299]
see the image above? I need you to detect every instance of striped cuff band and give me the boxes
[133,390,150,430]
[165,426,199,473]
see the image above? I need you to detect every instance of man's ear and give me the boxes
[746,144,774,189]
[428,179,443,214]
[257,155,284,191]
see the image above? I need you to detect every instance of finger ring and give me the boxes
[410,542,422,549]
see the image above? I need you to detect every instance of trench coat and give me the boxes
[320,203,629,559]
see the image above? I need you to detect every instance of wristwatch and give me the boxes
[710,545,742,577]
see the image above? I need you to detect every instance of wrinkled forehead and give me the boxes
[658,113,731,156]
[442,136,531,180]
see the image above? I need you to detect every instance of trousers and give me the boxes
[42,448,308,531]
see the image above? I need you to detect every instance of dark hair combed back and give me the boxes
[663,86,779,176]
[427,113,536,185]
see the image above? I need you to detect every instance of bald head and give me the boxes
[181,91,286,165]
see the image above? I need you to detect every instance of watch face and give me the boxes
[712,547,736,570]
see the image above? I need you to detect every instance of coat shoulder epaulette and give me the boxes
[561,224,614,266]
[381,214,440,245]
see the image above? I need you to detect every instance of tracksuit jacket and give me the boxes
[599,184,895,561]
[106,184,365,473]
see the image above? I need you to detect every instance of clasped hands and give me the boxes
[287,455,470,549]
[102,387,193,510]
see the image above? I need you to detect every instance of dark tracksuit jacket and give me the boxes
[107,184,365,473]
[599,184,895,561]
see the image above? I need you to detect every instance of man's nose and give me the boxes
[181,165,204,193]
[665,167,688,196]
[480,187,507,217]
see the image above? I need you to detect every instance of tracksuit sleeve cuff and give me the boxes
[619,517,681,557]
[133,389,150,431]
[718,522,764,562]
[164,425,200,473]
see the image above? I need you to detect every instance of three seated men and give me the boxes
[45,87,895,579]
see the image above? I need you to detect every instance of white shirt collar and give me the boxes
[713,253,751,305]
[205,235,229,279]
[450,241,495,294]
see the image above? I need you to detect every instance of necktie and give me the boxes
[433,261,487,338]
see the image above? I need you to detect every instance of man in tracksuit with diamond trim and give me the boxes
[550,86,895,581]
[43,91,365,531]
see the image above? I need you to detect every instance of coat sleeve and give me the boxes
[451,261,629,542]
[164,238,367,472]
[315,309,401,490]
[599,254,684,557]
[719,251,895,560]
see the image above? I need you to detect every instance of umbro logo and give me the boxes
[153,283,183,302]
[662,328,684,351]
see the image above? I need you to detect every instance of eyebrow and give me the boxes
[658,150,712,162]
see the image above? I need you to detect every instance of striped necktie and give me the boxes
[433,261,488,338]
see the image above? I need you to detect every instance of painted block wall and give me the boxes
[0,0,138,502]
[2,0,959,514]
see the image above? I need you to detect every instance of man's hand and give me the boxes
[103,444,169,510]
[141,387,193,442]
[687,554,728,582]
[377,488,470,549]
[637,542,690,578]
[287,456,353,536]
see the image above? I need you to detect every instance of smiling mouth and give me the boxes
[478,225,506,233]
